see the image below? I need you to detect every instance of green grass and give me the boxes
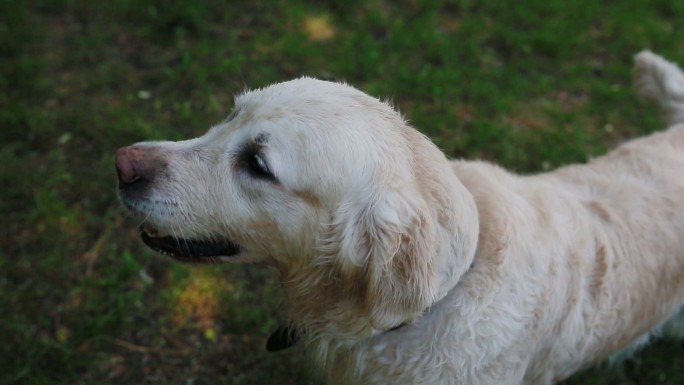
[2,0,684,384]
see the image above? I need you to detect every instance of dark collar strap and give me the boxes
[385,322,409,333]
[266,325,299,352]
[265,321,409,352]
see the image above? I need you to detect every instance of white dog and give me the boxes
[116,51,684,385]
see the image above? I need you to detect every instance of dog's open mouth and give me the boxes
[139,226,241,263]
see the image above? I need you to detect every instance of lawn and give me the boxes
[2,0,684,384]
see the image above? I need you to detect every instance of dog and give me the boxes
[116,51,684,385]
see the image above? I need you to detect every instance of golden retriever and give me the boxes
[116,51,684,384]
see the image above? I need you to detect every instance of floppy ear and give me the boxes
[332,185,440,331]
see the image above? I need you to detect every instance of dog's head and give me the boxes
[116,77,479,341]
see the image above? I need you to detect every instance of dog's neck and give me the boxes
[266,261,475,352]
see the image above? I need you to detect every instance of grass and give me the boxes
[2,0,684,384]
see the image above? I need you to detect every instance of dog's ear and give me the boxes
[331,185,440,331]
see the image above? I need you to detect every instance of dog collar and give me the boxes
[265,320,410,352]
[266,325,299,352]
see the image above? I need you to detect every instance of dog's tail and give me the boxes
[635,50,684,126]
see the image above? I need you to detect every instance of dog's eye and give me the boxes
[246,152,275,180]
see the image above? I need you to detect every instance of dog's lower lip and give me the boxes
[138,226,241,261]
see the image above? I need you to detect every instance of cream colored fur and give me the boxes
[120,51,684,384]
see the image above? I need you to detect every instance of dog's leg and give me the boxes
[634,50,684,126]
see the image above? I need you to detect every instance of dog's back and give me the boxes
[446,51,684,384]
[533,51,684,382]
[632,50,684,340]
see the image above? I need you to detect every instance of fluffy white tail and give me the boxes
[634,50,684,126]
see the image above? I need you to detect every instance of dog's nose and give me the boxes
[115,145,164,187]
[115,147,139,185]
